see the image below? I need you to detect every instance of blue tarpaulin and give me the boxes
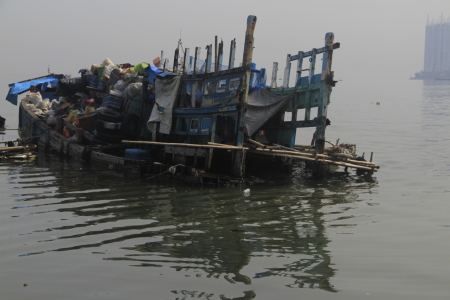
[144,65,163,84]
[6,75,59,105]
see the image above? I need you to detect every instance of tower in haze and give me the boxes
[412,15,450,79]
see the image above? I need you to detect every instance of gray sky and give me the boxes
[1,0,450,100]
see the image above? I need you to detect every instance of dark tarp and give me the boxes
[53,77,87,97]
[6,75,59,105]
[244,88,293,136]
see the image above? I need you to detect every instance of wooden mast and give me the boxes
[233,15,257,178]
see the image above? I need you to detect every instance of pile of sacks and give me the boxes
[23,92,52,115]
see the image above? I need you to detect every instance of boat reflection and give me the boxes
[14,157,377,297]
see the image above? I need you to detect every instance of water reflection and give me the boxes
[6,156,378,297]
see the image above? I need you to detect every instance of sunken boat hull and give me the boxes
[9,15,378,184]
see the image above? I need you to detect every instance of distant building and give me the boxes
[412,16,450,80]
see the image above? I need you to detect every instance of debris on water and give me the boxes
[243,188,251,197]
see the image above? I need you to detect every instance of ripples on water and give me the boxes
[0,154,377,298]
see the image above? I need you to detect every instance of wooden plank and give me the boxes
[288,43,340,60]
[0,145,36,152]
[122,140,247,150]
[248,150,376,171]
[165,145,208,157]
[247,138,266,148]
[248,148,315,158]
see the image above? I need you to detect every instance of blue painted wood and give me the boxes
[295,51,305,86]
[265,32,338,151]
[308,48,317,85]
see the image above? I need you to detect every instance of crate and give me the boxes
[124,149,149,160]
[76,113,97,132]
[102,95,123,110]
[89,75,98,87]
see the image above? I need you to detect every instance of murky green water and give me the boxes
[1,79,449,299]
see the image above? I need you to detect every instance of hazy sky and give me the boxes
[1,0,450,102]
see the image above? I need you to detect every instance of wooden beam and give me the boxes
[122,140,247,150]
[0,145,37,152]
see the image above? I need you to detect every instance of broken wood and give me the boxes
[247,149,378,171]
[246,138,266,148]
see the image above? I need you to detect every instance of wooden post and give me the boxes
[183,48,190,74]
[289,96,297,148]
[240,15,257,107]
[173,47,179,73]
[194,47,200,74]
[314,33,335,154]
[207,115,218,170]
[234,15,257,178]
[308,48,317,84]
[217,39,224,72]
[206,44,212,74]
[283,54,291,88]
[295,51,304,86]
[215,36,218,72]
[322,32,335,76]
[271,62,278,88]
[229,39,236,69]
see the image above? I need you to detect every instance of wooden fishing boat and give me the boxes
[7,15,379,184]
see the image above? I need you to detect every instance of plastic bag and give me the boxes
[26,92,43,105]
[109,89,123,98]
[51,99,60,110]
[134,62,149,74]
[67,110,79,123]
[101,58,114,67]
[124,83,142,99]
[47,115,57,125]
[37,98,49,109]
[85,106,95,114]
[114,80,127,91]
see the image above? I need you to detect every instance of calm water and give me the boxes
[1,79,449,300]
